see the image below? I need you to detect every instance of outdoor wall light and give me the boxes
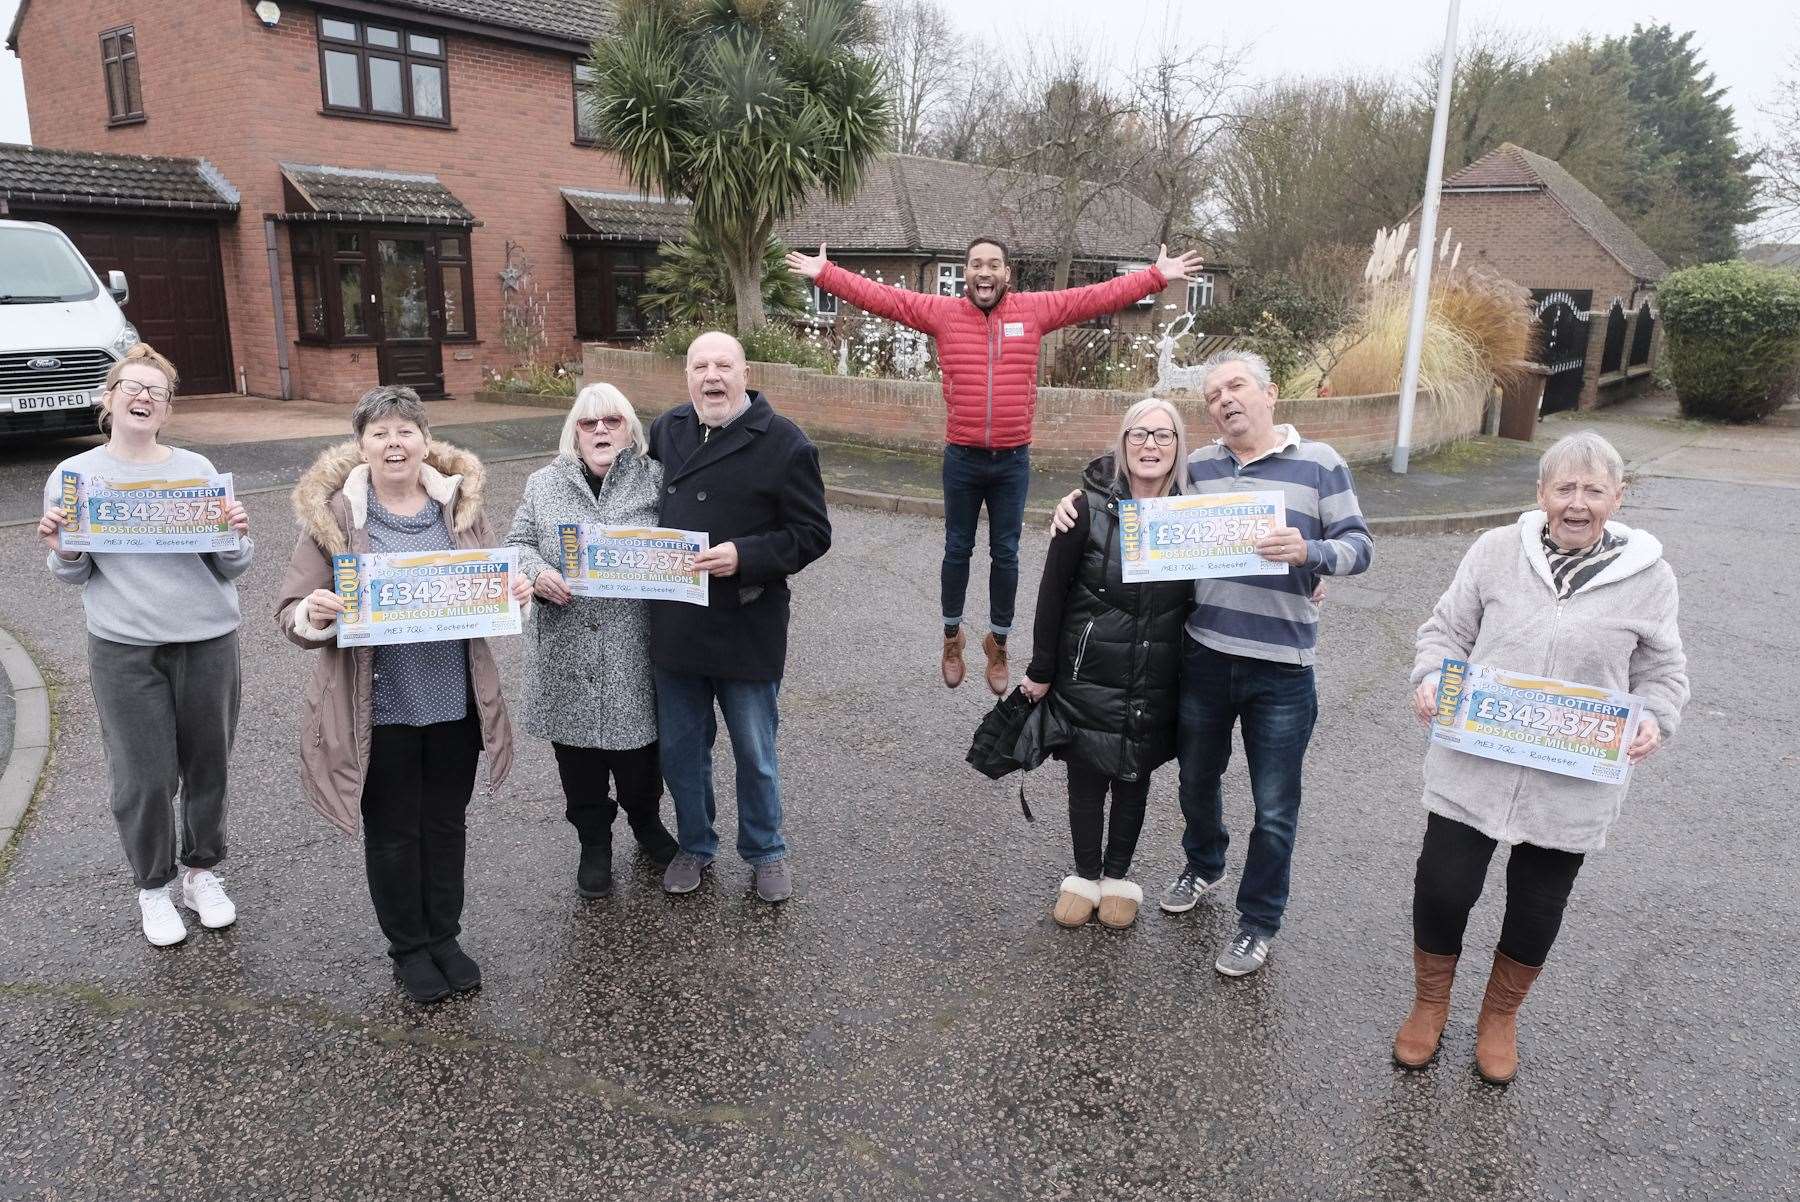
[254,2,281,27]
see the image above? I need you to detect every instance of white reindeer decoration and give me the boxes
[1153,311,1209,396]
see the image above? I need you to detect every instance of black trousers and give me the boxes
[551,741,678,859]
[361,716,481,960]
[1066,756,1152,881]
[1412,811,1586,968]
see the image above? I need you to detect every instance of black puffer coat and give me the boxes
[1034,457,1191,781]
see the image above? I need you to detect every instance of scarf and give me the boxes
[1541,525,1627,600]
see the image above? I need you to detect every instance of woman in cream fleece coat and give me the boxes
[1393,432,1689,1085]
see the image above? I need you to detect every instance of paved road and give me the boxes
[0,455,1794,1200]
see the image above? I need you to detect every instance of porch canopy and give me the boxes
[561,188,690,244]
[274,162,476,226]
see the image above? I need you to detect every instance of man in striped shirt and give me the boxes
[1057,349,1373,976]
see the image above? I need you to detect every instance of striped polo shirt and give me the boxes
[1185,425,1374,666]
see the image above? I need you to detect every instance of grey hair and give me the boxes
[559,382,648,458]
[1113,397,1190,497]
[1537,431,1624,488]
[1196,349,1274,394]
[351,385,430,439]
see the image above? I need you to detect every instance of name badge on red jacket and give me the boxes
[1003,321,1025,337]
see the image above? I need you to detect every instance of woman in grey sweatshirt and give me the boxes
[36,345,253,948]
[1393,432,1688,1086]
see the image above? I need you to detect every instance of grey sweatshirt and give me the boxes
[43,445,255,646]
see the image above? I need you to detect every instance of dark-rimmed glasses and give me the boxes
[1125,427,1176,447]
[113,379,173,404]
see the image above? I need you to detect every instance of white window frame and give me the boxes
[1119,263,1156,306]
[1187,273,1214,313]
[937,262,965,297]
[811,284,838,317]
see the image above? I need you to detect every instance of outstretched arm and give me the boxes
[1031,245,1209,331]
[792,246,944,333]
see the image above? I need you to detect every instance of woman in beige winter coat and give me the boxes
[275,386,527,1005]
[1393,431,1689,1084]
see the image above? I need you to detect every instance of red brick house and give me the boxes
[4,0,654,401]
[1411,142,1670,413]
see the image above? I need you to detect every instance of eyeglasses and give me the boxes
[113,379,173,404]
[575,415,626,432]
[1125,427,1176,447]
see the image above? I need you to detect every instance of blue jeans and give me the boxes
[941,443,1030,634]
[654,671,786,864]
[1176,635,1318,938]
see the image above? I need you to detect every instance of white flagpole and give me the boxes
[1391,0,1462,474]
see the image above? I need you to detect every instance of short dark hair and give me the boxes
[351,385,431,440]
[965,237,1009,264]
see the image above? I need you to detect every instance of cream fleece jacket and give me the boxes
[1410,511,1689,852]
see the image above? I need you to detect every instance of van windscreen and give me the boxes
[0,227,101,303]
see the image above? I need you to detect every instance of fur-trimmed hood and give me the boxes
[291,439,487,556]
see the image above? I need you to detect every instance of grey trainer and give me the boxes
[752,857,793,903]
[1215,928,1271,977]
[1159,868,1226,914]
[661,851,713,895]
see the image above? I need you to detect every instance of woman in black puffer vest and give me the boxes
[1021,399,1193,930]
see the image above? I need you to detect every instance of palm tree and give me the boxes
[584,0,891,333]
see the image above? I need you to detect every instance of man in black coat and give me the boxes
[648,331,831,904]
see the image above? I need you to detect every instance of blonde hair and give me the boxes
[1113,397,1190,497]
[559,382,647,458]
[99,343,180,435]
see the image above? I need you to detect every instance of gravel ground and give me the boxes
[0,458,1793,1201]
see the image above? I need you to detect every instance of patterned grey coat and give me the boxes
[506,450,662,750]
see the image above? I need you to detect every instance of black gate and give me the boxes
[1532,289,1592,415]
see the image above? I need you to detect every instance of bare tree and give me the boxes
[1129,39,1242,245]
[877,0,969,155]
[1758,51,1800,243]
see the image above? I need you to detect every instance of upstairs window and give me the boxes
[318,14,449,125]
[101,27,144,124]
[573,61,600,144]
[936,263,965,297]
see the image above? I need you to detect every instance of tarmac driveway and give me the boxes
[0,459,1793,1200]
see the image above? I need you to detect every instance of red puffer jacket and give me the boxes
[816,262,1169,448]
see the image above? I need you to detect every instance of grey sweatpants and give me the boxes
[88,631,242,890]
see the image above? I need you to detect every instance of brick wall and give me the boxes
[18,0,634,402]
[582,346,1482,465]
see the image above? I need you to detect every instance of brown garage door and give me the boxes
[23,212,235,395]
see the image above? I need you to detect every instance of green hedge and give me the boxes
[650,319,832,372]
[1658,261,1800,422]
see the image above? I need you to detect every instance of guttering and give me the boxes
[263,219,291,400]
[265,211,482,227]
[0,191,239,215]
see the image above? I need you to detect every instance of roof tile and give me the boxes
[279,162,474,225]
[562,189,692,242]
[0,141,238,212]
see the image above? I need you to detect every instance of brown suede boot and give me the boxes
[1393,947,1459,1069]
[941,628,967,688]
[1474,950,1543,1085]
[981,633,1009,696]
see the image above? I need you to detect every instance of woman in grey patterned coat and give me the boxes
[507,383,678,898]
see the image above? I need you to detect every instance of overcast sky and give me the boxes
[1,0,1792,151]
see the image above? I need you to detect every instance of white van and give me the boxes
[0,219,139,438]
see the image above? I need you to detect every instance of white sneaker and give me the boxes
[176,869,237,929]
[138,886,188,946]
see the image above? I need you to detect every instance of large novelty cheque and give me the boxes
[1118,491,1288,582]
[1429,658,1643,785]
[332,548,522,647]
[58,470,240,553]
[556,524,709,606]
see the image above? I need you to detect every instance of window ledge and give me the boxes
[318,108,456,131]
[108,114,147,128]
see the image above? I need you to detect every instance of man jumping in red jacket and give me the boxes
[788,237,1206,693]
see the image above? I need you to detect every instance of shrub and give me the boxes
[642,231,807,327]
[651,318,831,372]
[1658,260,1800,422]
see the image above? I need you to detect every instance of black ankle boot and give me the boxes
[429,939,481,994]
[393,951,451,1004]
[577,844,613,898]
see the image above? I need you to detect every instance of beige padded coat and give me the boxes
[275,440,514,835]
[1410,511,1689,852]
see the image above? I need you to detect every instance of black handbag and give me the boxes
[966,687,1063,821]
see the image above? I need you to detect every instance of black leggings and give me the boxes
[1066,757,1152,880]
[1412,811,1585,968]
[551,741,678,859]
[361,716,481,960]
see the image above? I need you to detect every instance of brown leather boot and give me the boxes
[941,628,967,688]
[981,633,1009,695]
[1393,946,1459,1068]
[1474,950,1543,1085]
